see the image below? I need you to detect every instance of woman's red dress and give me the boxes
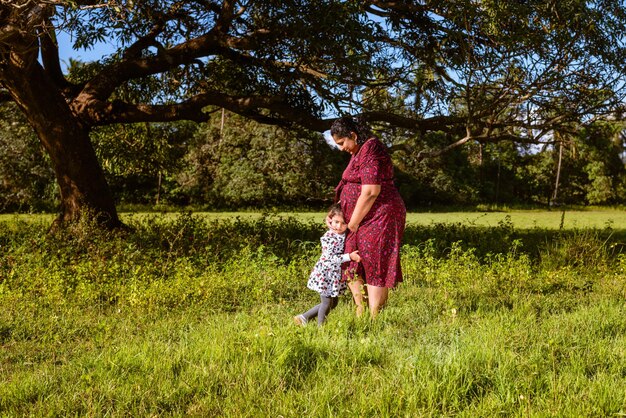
[335,138,406,288]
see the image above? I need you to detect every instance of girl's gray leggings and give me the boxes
[302,295,338,325]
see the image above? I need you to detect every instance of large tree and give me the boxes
[0,1,385,226]
[1,1,626,226]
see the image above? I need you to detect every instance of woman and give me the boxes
[330,116,406,318]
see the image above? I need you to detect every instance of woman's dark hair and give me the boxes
[330,115,373,145]
[327,203,343,219]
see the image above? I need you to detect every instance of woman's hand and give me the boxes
[348,222,359,233]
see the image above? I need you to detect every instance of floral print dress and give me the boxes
[335,138,406,288]
[307,230,348,297]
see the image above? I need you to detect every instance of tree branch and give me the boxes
[94,91,331,131]
[122,21,166,59]
[73,29,223,105]
[38,20,70,89]
[415,132,536,160]
[359,110,466,134]
[213,0,238,34]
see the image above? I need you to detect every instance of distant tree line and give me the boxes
[2,102,625,212]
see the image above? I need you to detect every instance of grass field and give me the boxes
[1,212,625,416]
[2,207,626,229]
[405,209,626,229]
[136,208,626,229]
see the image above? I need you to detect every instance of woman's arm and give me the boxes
[348,184,381,232]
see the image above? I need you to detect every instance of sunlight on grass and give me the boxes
[3,208,626,230]
[0,213,625,415]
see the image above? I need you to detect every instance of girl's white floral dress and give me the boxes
[307,230,348,297]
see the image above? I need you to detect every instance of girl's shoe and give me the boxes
[293,314,307,326]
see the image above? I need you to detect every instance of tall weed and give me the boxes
[539,228,616,269]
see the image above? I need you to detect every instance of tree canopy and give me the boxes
[1,1,626,224]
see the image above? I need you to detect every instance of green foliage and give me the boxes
[3,102,626,211]
[394,119,626,207]
[175,112,344,208]
[580,122,626,204]
[394,131,483,206]
[1,216,626,415]
[0,104,56,211]
[585,161,615,204]
[90,121,194,205]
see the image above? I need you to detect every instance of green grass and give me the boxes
[406,209,626,229]
[0,208,626,230]
[3,207,626,229]
[134,208,626,229]
[4,301,625,416]
[1,213,625,416]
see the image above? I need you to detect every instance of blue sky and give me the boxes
[56,30,116,71]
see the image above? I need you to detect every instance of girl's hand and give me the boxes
[349,250,361,263]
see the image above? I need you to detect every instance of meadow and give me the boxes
[3,206,626,229]
[1,211,626,416]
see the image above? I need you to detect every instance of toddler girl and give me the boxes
[294,204,360,326]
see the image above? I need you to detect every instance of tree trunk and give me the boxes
[1,54,122,229]
[551,140,564,206]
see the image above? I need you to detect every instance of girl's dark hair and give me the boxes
[330,115,373,145]
[327,203,343,219]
